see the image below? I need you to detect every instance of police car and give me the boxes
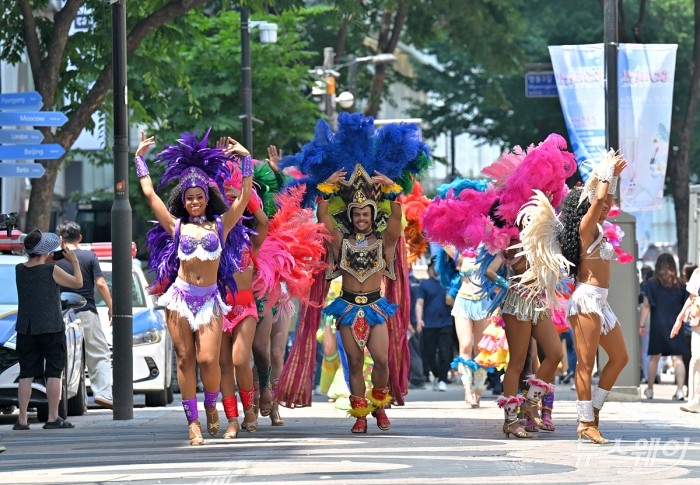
[83,242,174,407]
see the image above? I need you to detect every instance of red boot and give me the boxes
[369,387,391,431]
[349,395,371,434]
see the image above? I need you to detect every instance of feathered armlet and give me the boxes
[146,222,179,296]
[510,190,573,310]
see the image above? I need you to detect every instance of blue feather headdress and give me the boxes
[156,129,230,198]
[279,113,431,208]
[436,177,488,199]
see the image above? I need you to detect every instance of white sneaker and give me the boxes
[644,388,654,399]
[438,381,447,392]
[94,395,113,409]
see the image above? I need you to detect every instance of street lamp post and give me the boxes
[318,48,398,128]
[240,9,278,154]
[110,0,133,421]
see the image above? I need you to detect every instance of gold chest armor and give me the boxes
[339,237,385,283]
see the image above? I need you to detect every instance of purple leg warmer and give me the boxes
[542,391,555,409]
[182,398,198,422]
[204,390,220,409]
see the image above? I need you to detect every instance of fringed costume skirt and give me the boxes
[566,283,618,335]
[501,284,549,324]
[159,277,231,332]
[451,294,491,321]
[323,289,397,350]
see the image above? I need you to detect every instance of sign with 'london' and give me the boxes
[0,129,45,144]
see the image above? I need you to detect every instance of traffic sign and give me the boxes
[0,111,68,127]
[0,144,65,160]
[0,162,45,178]
[525,71,558,98]
[0,129,44,144]
[0,91,43,111]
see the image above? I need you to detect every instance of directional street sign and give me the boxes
[0,129,44,144]
[0,144,65,160]
[0,91,43,111]
[0,93,66,178]
[525,71,558,98]
[0,111,68,127]
[0,162,45,178]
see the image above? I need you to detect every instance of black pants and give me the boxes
[408,334,425,385]
[421,326,453,383]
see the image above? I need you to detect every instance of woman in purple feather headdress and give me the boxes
[134,131,252,446]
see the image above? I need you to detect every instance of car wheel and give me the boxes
[37,376,68,422]
[145,388,168,407]
[166,356,174,404]
[37,403,49,423]
[0,405,16,415]
[67,367,87,416]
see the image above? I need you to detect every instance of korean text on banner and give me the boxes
[548,43,677,212]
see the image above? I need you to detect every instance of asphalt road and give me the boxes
[1,377,699,484]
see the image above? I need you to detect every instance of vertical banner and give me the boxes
[548,43,677,213]
[548,44,606,181]
[618,44,677,212]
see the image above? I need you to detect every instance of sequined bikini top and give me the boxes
[582,223,614,261]
[177,220,222,262]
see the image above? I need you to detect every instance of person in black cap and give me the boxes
[14,229,83,430]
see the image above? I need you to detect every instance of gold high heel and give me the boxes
[270,402,284,426]
[259,385,273,417]
[242,406,258,432]
[188,420,204,446]
[522,397,545,429]
[204,406,220,437]
[223,418,239,439]
[503,418,533,439]
[577,422,609,444]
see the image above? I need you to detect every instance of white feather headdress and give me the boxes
[510,190,573,310]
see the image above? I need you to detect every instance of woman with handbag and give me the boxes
[671,267,700,412]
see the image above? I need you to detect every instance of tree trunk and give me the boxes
[363,2,408,118]
[22,0,208,231]
[670,0,700,268]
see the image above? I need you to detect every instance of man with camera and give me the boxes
[56,221,114,409]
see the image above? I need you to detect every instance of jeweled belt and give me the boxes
[340,289,382,305]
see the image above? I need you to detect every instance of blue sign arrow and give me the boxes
[0,129,44,144]
[0,111,68,127]
[0,91,43,111]
[0,144,65,160]
[0,162,45,178]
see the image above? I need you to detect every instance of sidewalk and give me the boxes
[0,377,699,484]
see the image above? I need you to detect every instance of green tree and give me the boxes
[407,0,700,264]
[123,7,325,243]
[0,0,301,232]
[315,0,526,118]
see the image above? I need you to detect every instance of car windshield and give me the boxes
[96,270,146,308]
[0,264,19,305]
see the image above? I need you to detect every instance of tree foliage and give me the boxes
[406,0,700,264]
[0,0,303,231]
